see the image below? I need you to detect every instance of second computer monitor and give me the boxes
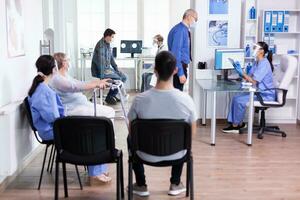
[215,48,245,70]
[120,40,142,58]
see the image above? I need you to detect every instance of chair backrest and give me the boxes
[53,116,115,165]
[273,55,297,104]
[23,97,47,143]
[23,97,37,132]
[273,55,298,89]
[130,119,191,157]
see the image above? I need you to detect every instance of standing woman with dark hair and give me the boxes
[28,55,64,141]
[223,41,276,133]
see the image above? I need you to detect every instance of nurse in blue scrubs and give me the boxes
[28,55,111,185]
[222,41,276,133]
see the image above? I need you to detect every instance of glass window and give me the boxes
[143,0,169,48]
[77,0,105,50]
[110,0,137,58]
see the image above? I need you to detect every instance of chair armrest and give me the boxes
[255,88,287,107]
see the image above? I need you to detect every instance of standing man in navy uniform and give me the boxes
[167,9,198,91]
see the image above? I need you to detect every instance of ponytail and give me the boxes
[257,41,274,72]
[28,75,44,96]
[267,51,274,72]
[28,55,56,96]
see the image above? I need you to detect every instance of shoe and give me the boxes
[105,96,117,105]
[89,174,112,186]
[130,183,150,197]
[239,122,247,129]
[222,125,240,134]
[113,96,121,102]
[168,182,186,196]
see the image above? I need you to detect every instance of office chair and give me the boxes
[253,55,298,139]
[23,97,82,190]
[53,116,124,200]
[128,119,194,200]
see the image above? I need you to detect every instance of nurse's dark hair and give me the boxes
[28,55,56,97]
[257,41,274,72]
[154,51,176,81]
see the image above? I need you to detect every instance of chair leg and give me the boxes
[62,163,69,198]
[55,160,59,200]
[186,161,190,197]
[190,157,194,200]
[38,145,49,190]
[120,153,124,199]
[128,159,133,200]
[117,160,120,200]
[75,165,83,190]
[46,145,54,172]
[257,128,264,139]
[264,127,287,137]
[50,147,56,174]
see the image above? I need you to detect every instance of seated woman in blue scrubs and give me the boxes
[222,41,276,133]
[28,55,111,185]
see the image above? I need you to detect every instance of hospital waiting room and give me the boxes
[1,0,300,199]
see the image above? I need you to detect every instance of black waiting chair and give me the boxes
[53,116,124,200]
[128,119,194,200]
[23,97,82,190]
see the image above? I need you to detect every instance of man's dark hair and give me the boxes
[103,28,116,37]
[154,51,176,81]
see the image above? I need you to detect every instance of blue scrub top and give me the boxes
[249,58,276,100]
[28,82,65,141]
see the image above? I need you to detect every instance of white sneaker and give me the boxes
[168,182,186,196]
[131,183,150,197]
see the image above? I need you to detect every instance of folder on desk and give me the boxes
[284,11,289,32]
[264,11,272,32]
[277,11,284,32]
[271,11,278,32]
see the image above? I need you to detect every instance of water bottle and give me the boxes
[246,63,252,74]
[250,6,256,19]
[245,44,251,57]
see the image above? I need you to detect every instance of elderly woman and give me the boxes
[49,52,115,184]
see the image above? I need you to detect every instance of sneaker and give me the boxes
[105,96,117,105]
[113,96,121,102]
[89,174,112,186]
[222,125,240,134]
[131,183,150,197]
[239,122,247,129]
[168,182,186,196]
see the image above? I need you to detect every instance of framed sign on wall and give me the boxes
[6,0,25,57]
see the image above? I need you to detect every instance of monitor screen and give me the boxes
[215,49,245,70]
[120,40,143,54]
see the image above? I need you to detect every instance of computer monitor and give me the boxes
[215,48,245,80]
[120,40,143,58]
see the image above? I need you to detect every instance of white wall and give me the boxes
[169,0,191,27]
[0,0,43,108]
[0,0,43,182]
[192,0,242,119]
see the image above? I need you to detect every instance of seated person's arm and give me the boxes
[52,75,109,93]
[127,98,138,132]
[242,74,257,85]
[83,79,111,90]
[111,56,119,72]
